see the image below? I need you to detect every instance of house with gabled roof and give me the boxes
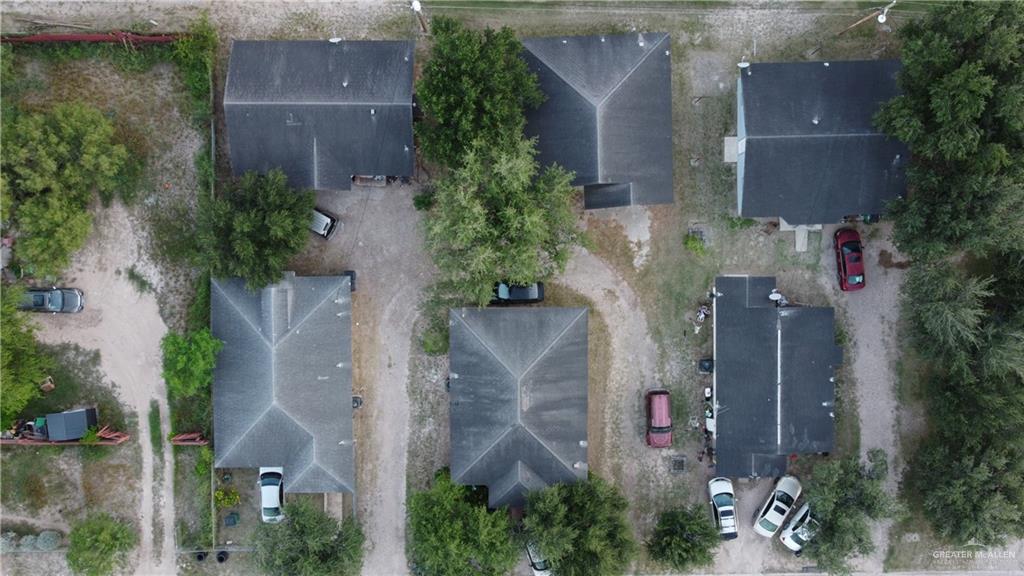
[735,60,908,226]
[713,275,842,478]
[448,307,588,508]
[224,40,414,191]
[212,272,354,494]
[522,33,674,209]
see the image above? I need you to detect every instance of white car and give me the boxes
[526,542,552,576]
[259,467,285,524]
[752,475,801,537]
[708,477,738,540]
[780,502,819,554]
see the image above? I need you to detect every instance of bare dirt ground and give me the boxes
[29,203,175,575]
[291,183,433,576]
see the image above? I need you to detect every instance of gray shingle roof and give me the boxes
[46,408,98,442]
[737,60,908,225]
[212,273,354,494]
[522,33,674,208]
[713,276,841,478]
[224,40,414,191]
[449,307,588,508]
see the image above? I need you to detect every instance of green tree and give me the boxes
[646,504,720,572]
[160,328,222,399]
[416,16,544,167]
[11,192,93,276]
[195,169,314,289]
[0,285,53,427]
[407,471,517,576]
[253,499,364,576]
[902,264,994,361]
[803,450,895,575]
[2,102,129,204]
[66,513,137,576]
[425,137,581,306]
[875,1,1024,258]
[524,476,637,576]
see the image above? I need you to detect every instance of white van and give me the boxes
[310,208,340,239]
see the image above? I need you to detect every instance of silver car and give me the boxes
[753,475,801,538]
[259,467,285,524]
[780,503,818,554]
[19,287,84,313]
[526,542,552,576]
[708,477,738,540]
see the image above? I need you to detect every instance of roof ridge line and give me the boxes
[523,44,601,108]
[516,308,587,387]
[452,424,517,483]
[217,403,276,467]
[211,280,273,350]
[596,34,668,109]
[275,278,349,349]
[453,312,519,380]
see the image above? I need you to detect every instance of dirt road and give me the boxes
[815,222,910,571]
[34,203,176,575]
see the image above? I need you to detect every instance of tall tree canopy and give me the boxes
[524,476,637,576]
[645,504,720,572]
[0,285,52,427]
[196,169,314,289]
[416,16,544,167]
[803,450,894,575]
[875,1,1024,259]
[253,499,364,576]
[1,102,129,276]
[407,471,518,576]
[160,328,222,399]
[425,137,581,306]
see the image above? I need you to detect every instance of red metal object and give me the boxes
[1,32,178,45]
[0,425,129,446]
[171,432,209,446]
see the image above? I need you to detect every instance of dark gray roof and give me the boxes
[738,60,908,224]
[212,273,354,494]
[522,33,674,208]
[713,276,841,478]
[449,308,588,508]
[224,40,414,191]
[46,408,97,442]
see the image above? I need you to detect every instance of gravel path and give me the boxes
[816,222,910,571]
[33,203,176,575]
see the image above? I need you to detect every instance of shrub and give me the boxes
[67,514,136,576]
[36,529,62,551]
[254,499,364,576]
[684,233,706,255]
[80,426,100,445]
[0,285,52,427]
[214,487,240,510]
[646,504,720,571]
[161,328,222,399]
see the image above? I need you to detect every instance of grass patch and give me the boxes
[123,265,154,294]
[175,446,213,551]
[0,446,69,513]
[148,400,164,463]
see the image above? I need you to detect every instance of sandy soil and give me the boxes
[291,183,433,576]
[32,203,176,575]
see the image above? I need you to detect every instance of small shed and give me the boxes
[45,408,98,441]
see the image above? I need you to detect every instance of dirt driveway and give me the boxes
[291,183,433,576]
[32,203,176,575]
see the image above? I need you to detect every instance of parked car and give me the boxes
[309,207,340,239]
[834,228,865,291]
[259,467,285,524]
[491,281,544,305]
[779,503,819,554]
[18,287,84,313]
[753,475,802,538]
[645,389,673,448]
[708,477,738,540]
[525,542,552,576]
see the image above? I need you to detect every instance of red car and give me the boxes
[645,389,673,448]
[834,228,866,292]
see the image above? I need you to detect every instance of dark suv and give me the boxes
[491,282,545,305]
[19,287,84,313]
